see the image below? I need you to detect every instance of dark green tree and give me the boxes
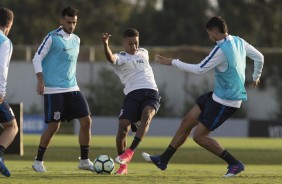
[127,0,210,46]
[217,0,282,47]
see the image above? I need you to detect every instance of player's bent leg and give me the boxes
[142,152,167,170]
[32,160,47,172]
[0,157,11,177]
[223,162,245,178]
[78,158,94,171]
[115,164,128,175]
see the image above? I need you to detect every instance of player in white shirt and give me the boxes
[101,28,161,175]
[0,7,18,177]
[142,16,264,178]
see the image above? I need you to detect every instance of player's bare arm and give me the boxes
[155,55,173,65]
[36,72,44,96]
[101,33,117,63]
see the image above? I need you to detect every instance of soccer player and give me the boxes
[0,7,18,177]
[101,28,161,175]
[142,16,264,177]
[32,6,93,172]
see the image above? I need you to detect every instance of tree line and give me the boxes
[0,0,281,47]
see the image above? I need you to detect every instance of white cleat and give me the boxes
[32,160,47,172]
[142,152,153,162]
[78,158,94,171]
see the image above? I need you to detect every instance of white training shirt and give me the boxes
[171,35,264,108]
[112,48,158,95]
[32,27,80,94]
[0,30,13,98]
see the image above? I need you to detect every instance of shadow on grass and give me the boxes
[6,146,282,165]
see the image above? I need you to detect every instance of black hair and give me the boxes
[0,7,14,27]
[123,28,139,38]
[61,6,78,17]
[206,16,228,34]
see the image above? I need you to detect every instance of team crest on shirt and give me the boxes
[54,111,61,120]
[120,51,126,56]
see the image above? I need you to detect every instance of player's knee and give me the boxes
[142,106,155,120]
[118,124,130,135]
[47,123,60,134]
[12,122,19,135]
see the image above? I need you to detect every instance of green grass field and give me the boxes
[2,135,282,184]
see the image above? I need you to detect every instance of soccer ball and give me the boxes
[93,155,115,174]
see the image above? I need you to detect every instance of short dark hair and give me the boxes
[206,16,228,34]
[0,7,14,27]
[123,28,139,38]
[61,6,78,17]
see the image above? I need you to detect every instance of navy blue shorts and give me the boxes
[0,100,15,123]
[196,91,238,131]
[119,89,161,132]
[44,91,91,123]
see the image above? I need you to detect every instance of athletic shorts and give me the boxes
[0,100,15,123]
[44,91,91,123]
[119,89,161,132]
[196,91,238,131]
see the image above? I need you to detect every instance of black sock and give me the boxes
[129,136,141,151]
[219,150,240,165]
[160,145,177,163]
[0,145,6,157]
[36,146,47,161]
[80,145,90,160]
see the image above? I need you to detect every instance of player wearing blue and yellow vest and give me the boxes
[142,16,264,178]
[0,7,18,177]
[32,6,93,173]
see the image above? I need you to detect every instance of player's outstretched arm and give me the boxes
[101,33,117,64]
[155,55,173,65]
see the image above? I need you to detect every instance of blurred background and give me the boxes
[1,0,282,138]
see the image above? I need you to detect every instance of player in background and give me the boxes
[0,7,18,177]
[0,7,18,178]
[142,16,264,177]
[32,6,93,172]
[101,28,161,175]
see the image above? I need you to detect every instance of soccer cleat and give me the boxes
[223,162,245,178]
[0,157,11,177]
[142,152,167,170]
[78,158,94,171]
[115,148,134,165]
[115,164,128,175]
[32,160,47,172]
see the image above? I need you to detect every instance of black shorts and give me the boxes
[44,91,91,123]
[196,91,238,131]
[0,100,15,123]
[119,89,161,132]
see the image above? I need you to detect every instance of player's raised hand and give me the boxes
[101,33,112,45]
[155,55,173,65]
